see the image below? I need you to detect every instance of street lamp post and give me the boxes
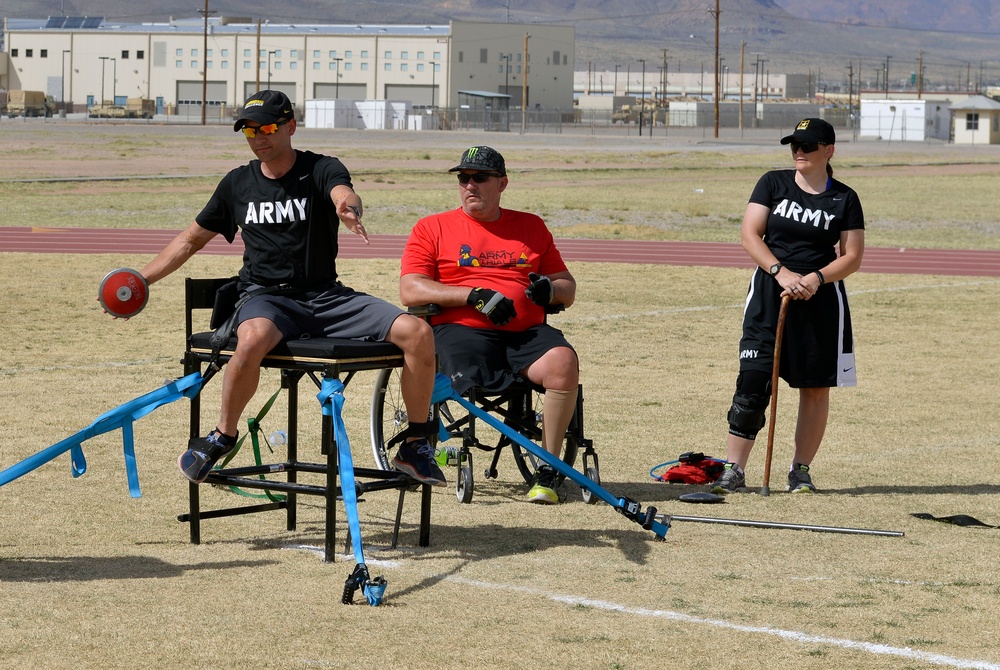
[111,57,117,104]
[61,50,70,113]
[99,56,110,104]
[614,64,621,96]
[430,61,437,107]
[501,53,511,95]
[690,31,720,137]
[332,57,343,98]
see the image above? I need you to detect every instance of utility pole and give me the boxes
[255,19,261,91]
[521,32,529,134]
[884,55,892,99]
[198,0,215,125]
[917,50,923,99]
[640,58,648,135]
[739,41,745,132]
[709,0,720,138]
[846,62,854,128]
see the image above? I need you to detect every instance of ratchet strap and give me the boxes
[0,371,206,498]
[317,377,387,606]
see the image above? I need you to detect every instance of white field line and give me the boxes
[558,279,1000,324]
[447,575,1000,669]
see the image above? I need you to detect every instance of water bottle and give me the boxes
[434,446,461,467]
[268,429,287,447]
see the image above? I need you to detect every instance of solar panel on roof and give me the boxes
[63,17,85,28]
[81,17,104,28]
[44,17,67,29]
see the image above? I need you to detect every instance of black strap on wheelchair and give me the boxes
[385,418,441,451]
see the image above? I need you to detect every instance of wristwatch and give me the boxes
[769,262,783,277]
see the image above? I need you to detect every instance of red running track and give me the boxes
[1,226,998,277]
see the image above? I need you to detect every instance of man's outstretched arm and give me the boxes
[140,221,217,285]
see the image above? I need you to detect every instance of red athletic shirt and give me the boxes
[401,207,568,331]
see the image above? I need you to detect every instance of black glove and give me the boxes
[524,272,553,306]
[467,287,516,326]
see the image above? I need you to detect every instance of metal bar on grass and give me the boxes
[662,514,904,537]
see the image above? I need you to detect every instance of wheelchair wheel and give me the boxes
[456,464,474,504]
[370,367,406,470]
[580,466,601,505]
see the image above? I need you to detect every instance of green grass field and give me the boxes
[1,123,999,670]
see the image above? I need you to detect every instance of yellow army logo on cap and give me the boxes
[796,119,811,131]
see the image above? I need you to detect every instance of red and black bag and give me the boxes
[651,452,726,485]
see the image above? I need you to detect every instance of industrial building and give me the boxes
[0,16,575,118]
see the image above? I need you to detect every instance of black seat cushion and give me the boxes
[189,332,402,361]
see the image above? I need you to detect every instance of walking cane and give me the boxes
[760,293,790,497]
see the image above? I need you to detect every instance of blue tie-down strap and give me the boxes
[317,377,387,606]
[431,373,669,540]
[0,372,206,498]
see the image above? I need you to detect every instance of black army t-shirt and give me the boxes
[749,169,865,273]
[196,150,353,288]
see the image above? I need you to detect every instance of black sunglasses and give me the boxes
[790,141,824,154]
[457,172,497,184]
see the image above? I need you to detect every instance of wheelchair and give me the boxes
[369,307,601,505]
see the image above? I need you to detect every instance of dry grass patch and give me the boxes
[2,252,999,669]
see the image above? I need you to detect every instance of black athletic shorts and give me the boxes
[738,268,857,388]
[238,283,405,342]
[433,323,576,394]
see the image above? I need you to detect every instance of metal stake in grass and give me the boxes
[761,294,790,497]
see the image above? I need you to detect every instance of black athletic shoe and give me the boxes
[527,464,560,504]
[787,464,817,493]
[178,429,238,483]
[392,438,447,487]
[710,463,746,494]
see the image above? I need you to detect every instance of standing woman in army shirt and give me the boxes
[711,118,866,494]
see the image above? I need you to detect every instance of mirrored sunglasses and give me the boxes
[241,118,290,138]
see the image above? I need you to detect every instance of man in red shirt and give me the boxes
[400,146,579,504]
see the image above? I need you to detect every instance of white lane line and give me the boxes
[447,576,1000,670]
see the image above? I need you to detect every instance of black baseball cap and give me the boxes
[233,90,294,131]
[780,118,836,145]
[449,145,506,177]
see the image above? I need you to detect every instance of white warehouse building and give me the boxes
[0,16,574,118]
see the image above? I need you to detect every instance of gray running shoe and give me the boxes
[710,463,745,494]
[787,464,817,493]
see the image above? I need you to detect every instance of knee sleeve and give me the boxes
[727,370,771,440]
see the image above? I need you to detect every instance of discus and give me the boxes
[99,268,149,318]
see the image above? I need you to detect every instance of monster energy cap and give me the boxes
[449,145,507,176]
[233,89,294,131]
